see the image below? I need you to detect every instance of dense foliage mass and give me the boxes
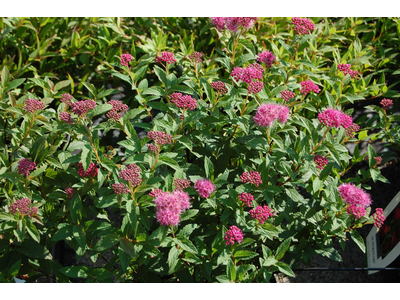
[0,17,399,282]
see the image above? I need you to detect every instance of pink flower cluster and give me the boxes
[280,90,296,102]
[156,52,176,65]
[106,100,128,121]
[112,183,130,195]
[77,162,98,178]
[154,190,191,226]
[174,178,191,191]
[253,103,290,127]
[318,108,352,129]
[210,81,228,95]
[338,183,372,219]
[224,225,244,245]
[248,81,264,94]
[71,99,96,117]
[314,155,329,170]
[189,52,203,63]
[346,205,366,219]
[345,123,360,138]
[374,157,382,165]
[291,17,315,35]
[238,192,254,207]
[24,99,45,113]
[147,144,159,152]
[299,80,320,95]
[240,171,262,187]
[211,17,258,32]
[194,179,215,198]
[120,54,133,67]
[170,92,198,111]
[61,93,74,107]
[373,208,386,228]
[119,163,142,188]
[337,63,359,78]
[231,66,262,84]
[147,130,173,145]
[17,158,37,176]
[149,188,165,198]
[250,205,274,224]
[9,198,38,218]
[380,98,393,110]
[65,187,77,199]
[256,50,276,68]
[59,112,74,124]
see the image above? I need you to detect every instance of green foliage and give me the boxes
[0,17,399,283]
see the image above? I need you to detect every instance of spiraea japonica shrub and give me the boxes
[0,17,399,282]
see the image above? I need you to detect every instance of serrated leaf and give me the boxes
[350,230,365,253]
[80,143,92,172]
[5,78,26,92]
[122,108,145,125]
[180,209,199,221]
[119,237,135,257]
[227,259,236,281]
[233,250,258,261]
[59,266,89,278]
[54,80,72,92]
[276,261,295,277]
[93,234,120,252]
[204,156,214,179]
[175,236,198,254]
[26,220,40,243]
[90,103,113,118]
[275,238,291,260]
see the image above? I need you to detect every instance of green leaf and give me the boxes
[239,39,256,57]
[0,212,16,222]
[89,268,114,281]
[156,156,181,172]
[93,234,120,252]
[175,236,198,254]
[233,250,258,261]
[52,224,74,241]
[7,260,21,279]
[83,82,97,99]
[70,193,82,224]
[177,135,192,151]
[54,80,72,92]
[180,209,199,221]
[200,78,215,104]
[122,108,145,125]
[226,259,236,282]
[26,220,40,243]
[275,238,291,260]
[59,266,89,278]
[73,225,86,248]
[119,237,135,257]
[350,230,365,253]
[17,239,52,259]
[1,66,10,87]
[142,86,166,97]
[204,156,214,179]
[80,143,92,172]
[153,65,168,86]
[90,103,113,118]
[5,78,26,92]
[276,261,295,277]
[168,246,182,275]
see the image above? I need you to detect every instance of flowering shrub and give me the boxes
[0,17,399,283]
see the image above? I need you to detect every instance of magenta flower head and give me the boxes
[119,163,142,188]
[253,103,290,127]
[373,208,385,228]
[61,93,74,107]
[248,81,264,94]
[112,183,130,195]
[280,90,296,102]
[173,178,191,191]
[211,17,225,31]
[250,205,274,224]
[17,158,36,176]
[188,52,203,64]
[71,99,96,117]
[149,188,165,198]
[59,112,74,124]
[224,225,244,245]
[194,179,215,198]
[240,171,262,187]
[338,183,372,209]
[154,190,191,226]
[346,205,366,219]
[9,198,38,218]
[337,63,358,78]
[231,66,262,84]
[345,123,360,138]
[314,155,329,170]
[318,108,352,129]
[106,100,128,121]
[77,162,98,178]
[170,92,197,111]
[24,99,45,113]
[156,52,176,65]
[210,81,228,95]
[120,54,133,67]
[380,98,393,110]
[65,187,77,199]
[147,130,173,145]
[256,50,276,68]
[299,80,320,95]
[238,192,254,207]
[291,17,315,35]
[211,17,257,32]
